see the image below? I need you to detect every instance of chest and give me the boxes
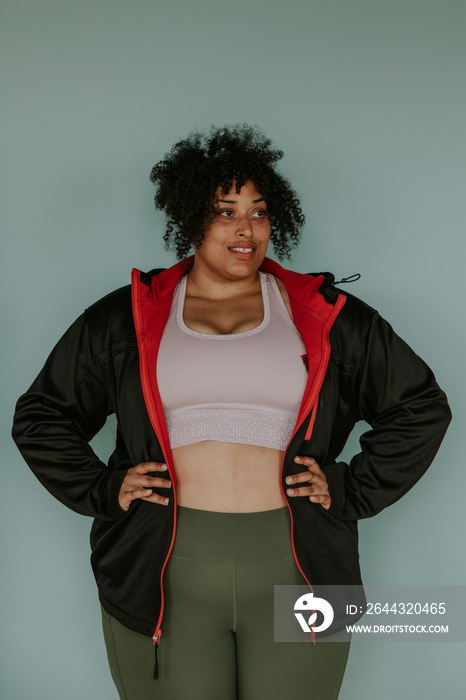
[183,290,264,335]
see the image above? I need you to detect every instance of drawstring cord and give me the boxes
[153,643,159,679]
[333,273,361,285]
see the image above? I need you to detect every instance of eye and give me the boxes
[217,209,234,217]
[251,209,268,218]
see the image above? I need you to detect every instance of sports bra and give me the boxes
[157,272,308,450]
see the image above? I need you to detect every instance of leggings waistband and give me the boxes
[171,506,293,562]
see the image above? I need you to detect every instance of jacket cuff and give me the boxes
[322,461,348,518]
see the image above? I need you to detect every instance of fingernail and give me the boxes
[294,456,301,463]
[164,498,169,505]
[287,489,295,496]
[167,481,171,487]
[161,464,168,470]
[310,496,316,502]
[285,476,293,484]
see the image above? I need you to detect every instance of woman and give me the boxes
[12,125,451,699]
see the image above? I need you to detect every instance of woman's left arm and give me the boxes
[288,304,451,520]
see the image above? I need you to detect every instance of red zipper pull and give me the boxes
[153,629,162,679]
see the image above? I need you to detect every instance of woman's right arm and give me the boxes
[12,313,128,520]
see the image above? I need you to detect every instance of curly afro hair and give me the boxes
[150,124,305,260]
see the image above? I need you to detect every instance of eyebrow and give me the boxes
[217,198,265,204]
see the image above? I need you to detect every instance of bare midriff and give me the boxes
[172,440,287,512]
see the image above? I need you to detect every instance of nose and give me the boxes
[236,214,253,237]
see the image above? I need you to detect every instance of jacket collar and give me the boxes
[137,255,330,312]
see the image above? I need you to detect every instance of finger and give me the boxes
[140,492,170,507]
[310,494,331,510]
[309,493,331,503]
[134,462,168,474]
[138,476,172,490]
[122,478,171,499]
[294,456,325,475]
[286,487,331,510]
[294,456,318,468]
[119,486,154,511]
[285,470,323,486]
[286,485,326,498]
[121,487,170,511]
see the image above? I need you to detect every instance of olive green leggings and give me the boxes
[102,506,350,700]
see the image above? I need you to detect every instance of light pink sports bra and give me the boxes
[157,272,308,450]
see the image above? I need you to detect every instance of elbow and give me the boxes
[11,394,35,454]
[437,389,452,433]
[441,399,452,436]
[429,391,452,451]
[11,405,23,450]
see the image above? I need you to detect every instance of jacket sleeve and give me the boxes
[323,307,451,521]
[12,312,128,521]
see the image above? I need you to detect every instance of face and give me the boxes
[192,180,271,283]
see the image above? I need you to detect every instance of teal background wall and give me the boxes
[2,1,464,698]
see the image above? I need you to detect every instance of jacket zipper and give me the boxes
[279,464,317,642]
[131,270,178,679]
[280,292,347,641]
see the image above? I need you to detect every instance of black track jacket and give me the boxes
[12,257,451,642]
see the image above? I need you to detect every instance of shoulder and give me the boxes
[85,284,133,325]
[81,266,172,356]
[83,284,135,355]
[308,274,381,369]
[85,284,133,318]
[334,288,379,334]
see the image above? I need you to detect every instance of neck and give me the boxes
[187,262,262,300]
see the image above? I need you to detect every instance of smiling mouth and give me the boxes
[230,247,255,253]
